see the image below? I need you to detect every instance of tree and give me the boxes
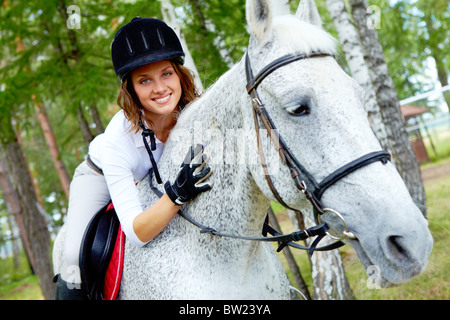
[160,0,205,91]
[364,0,449,112]
[415,0,450,112]
[326,0,391,166]
[171,0,248,87]
[349,0,426,214]
[32,94,71,199]
[0,111,54,299]
[0,152,30,270]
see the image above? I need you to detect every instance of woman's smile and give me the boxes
[153,93,172,105]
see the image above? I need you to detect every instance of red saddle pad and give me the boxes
[103,223,125,300]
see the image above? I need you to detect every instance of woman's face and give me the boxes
[131,60,182,120]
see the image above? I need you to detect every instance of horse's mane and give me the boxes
[271,15,336,55]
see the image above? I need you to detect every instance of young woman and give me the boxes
[54,17,213,299]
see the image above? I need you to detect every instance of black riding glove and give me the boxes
[164,144,213,206]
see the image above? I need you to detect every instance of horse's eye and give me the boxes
[286,104,310,116]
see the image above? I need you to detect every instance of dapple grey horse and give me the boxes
[54,0,432,299]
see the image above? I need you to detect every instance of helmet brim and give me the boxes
[117,51,185,82]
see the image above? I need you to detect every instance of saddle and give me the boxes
[79,201,125,300]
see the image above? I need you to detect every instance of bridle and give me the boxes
[244,51,390,252]
[150,51,390,255]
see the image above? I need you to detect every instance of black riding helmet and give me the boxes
[111,17,185,82]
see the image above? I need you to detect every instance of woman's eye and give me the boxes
[140,79,150,85]
[286,104,310,116]
[162,72,172,78]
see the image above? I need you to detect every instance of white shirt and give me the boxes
[89,110,164,247]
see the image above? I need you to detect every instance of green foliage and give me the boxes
[371,0,450,103]
[0,275,42,300]
[172,0,248,88]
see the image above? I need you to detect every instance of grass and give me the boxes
[0,275,42,300]
[423,126,450,164]
[0,250,44,300]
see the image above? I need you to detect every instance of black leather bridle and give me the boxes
[244,51,390,253]
[150,51,390,255]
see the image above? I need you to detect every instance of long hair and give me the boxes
[117,60,200,133]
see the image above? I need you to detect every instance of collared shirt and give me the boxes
[89,110,164,247]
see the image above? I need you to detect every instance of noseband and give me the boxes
[245,51,390,251]
[162,51,390,256]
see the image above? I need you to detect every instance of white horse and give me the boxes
[54,0,433,299]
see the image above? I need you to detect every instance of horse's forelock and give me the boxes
[271,15,336,55]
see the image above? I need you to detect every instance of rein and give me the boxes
[148,169,341,255]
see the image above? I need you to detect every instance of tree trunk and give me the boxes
[0,152,31,269]
[160,0,204,92]
[6,210,21,269]
[305,217,354,300]
[424,13,450,113]
[287,209,354,300]
[1,115,54,300]
[433,56,450,113]
[77,105,95,145]
[32,95,71,199]
[326,0,391,155]
[349,0,426,215]
[90,104,105,134]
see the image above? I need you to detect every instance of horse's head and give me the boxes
[243,0,432,287]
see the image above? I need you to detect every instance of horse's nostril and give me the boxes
[387,236,408,260]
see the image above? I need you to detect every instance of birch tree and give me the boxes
[326,0,391,159]
[349,0,426,214]
[160,0,205,92]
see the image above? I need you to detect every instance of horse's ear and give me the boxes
[295,0,323,28]
[246,0,273,43]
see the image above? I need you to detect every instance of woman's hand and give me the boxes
[164,144,213,205]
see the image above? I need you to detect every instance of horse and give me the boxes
[53,0,433,299]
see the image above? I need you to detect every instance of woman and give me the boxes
[54,17,213,299]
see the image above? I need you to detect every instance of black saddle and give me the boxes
[79,201,119,300]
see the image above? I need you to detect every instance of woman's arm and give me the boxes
[132,194,180,243]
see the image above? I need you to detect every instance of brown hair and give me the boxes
[117,60,200,133]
